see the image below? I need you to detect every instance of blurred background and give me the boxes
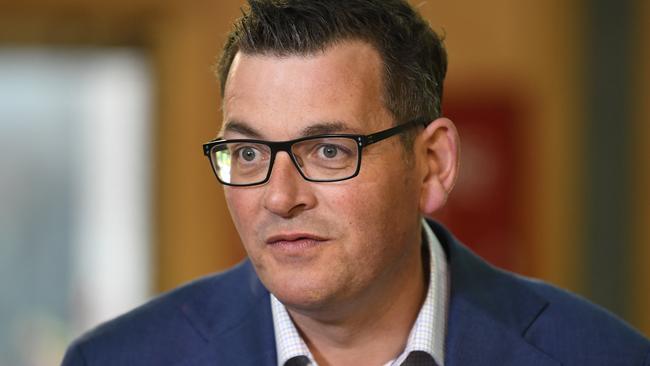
[0,0,647,364]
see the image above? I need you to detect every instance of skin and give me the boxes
[221,40,459,365]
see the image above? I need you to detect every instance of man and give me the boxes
[63,0,649,365]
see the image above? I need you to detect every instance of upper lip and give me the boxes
[265,233,328,244]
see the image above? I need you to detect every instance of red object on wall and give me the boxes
[433,91,527,272]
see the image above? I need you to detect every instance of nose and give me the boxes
[262,152,317,218]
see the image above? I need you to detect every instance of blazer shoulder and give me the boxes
[514,273,650,364]
[61,260,267,366]
[428,219,650,365]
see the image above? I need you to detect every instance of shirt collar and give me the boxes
[271,218,449,366]
[271,295,316,365]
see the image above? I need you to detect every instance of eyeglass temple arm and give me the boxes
[202,138,226,156]
[363,117,430,146]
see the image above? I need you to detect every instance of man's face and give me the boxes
[221,41,424,313]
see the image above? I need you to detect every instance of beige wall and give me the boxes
[417,0,584,291]
[149,2,246,291]
[633,0,650,337]
[0,1,247,291]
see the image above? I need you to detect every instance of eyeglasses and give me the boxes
[202,117,428,186]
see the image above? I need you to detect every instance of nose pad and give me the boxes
[263,152,315,217]
[269,152,301,180]
[293,154,305,169]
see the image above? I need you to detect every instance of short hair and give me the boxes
[216,0,447,145]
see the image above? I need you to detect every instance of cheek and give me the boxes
[332,170,420,246]
[321,180,401,246]
[321,184,373,223]
[224,189,261,242]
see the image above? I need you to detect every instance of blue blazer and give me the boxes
[62,221,650,365]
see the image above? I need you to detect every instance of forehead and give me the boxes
[221,41,391,139]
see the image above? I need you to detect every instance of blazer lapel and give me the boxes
[446,296,560,366]
[174,261,277,366]
[429,220,561,366]
[181,302,276,366]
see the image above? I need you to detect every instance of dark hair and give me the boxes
[216,0,447,143]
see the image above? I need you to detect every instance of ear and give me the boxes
[417,117,460,216]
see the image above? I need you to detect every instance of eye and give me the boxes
[240,147,256,161]
[319,144,339,159]
[233,145,262,162]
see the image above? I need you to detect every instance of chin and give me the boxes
[266,274,336,311]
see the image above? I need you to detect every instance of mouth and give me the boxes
[265,233,329,253]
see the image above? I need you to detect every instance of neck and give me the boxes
[287,234,428,366]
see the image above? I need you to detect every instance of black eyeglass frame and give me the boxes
[202,117,430,187]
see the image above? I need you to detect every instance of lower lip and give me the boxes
[268,239,327,255]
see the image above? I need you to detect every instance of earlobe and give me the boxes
[418,117,460,216]
[420,179,448,216]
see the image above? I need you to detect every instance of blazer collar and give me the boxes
[429,220,561,366]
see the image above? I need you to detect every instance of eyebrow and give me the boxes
[221,120,263,139]
[221,119,362,140]
[301,121,360,136]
